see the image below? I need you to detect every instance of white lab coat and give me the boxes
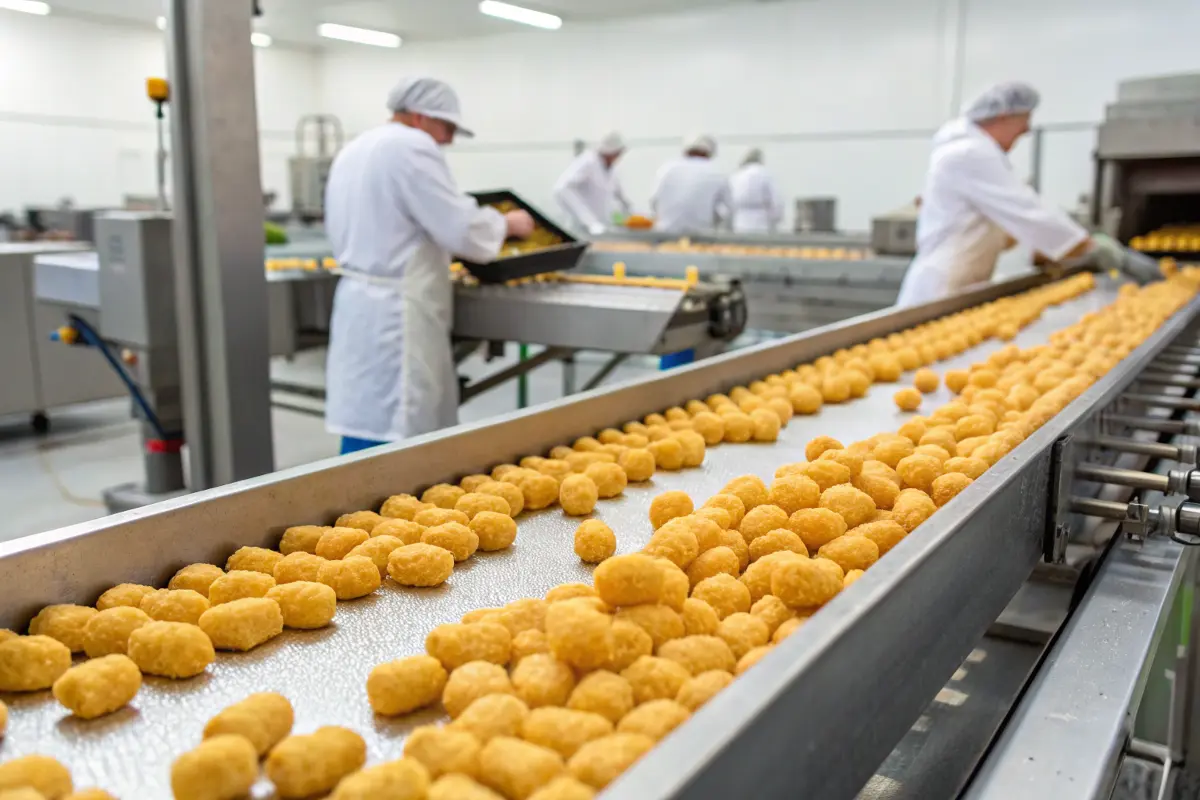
[650,156,732,234]
[730,163,785,234]
[324,123,506,442]
[553,150,630,233]
[896,118,1088,307]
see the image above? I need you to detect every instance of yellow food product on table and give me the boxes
[457,492,511,519]
[476,481,525,516]
[692,573,752,619]
[198,597,283,651]
[914,444,951,464]
[559,474,600,516]
[716,612,769,659]
[673,430,708,467]
[388,543,455,588]
[894,387,922,411]
[694,506,731,530]
[528,776,597,800]
[0,755,73,798]
[82,606,151,658]
[944,369,970,394]
[643,521,699,569]
[969,369,998,389]
[278,525,327,555]
[793,460,849,493]
[273,551,327,584]
[852,519,908,556]
[420,523,476,563]
[897,418,927,445]
[736,645,774,675]
[821,374,851,403]
[95,583,155,611]
[266,726,367,799]
[657,635,736,675]
[519,473,561,511]
[171,734,258,800]
[567,671,634,724]
[423,483,467,509]
[771,557,843,609]
[676,669,733,711]
[511,653,576,709]
[64,790,119,800]
[27,605,96,653]
[347,534,405,576]
[689,412,725,445]
[444,661,514,718]
[897,453,943,493]
[570,520,614,563]
[545,583,597,603]
[773,615,806,643]
[204,692,293,755]
[602,619,654,672]
[427,622,511,669]
[787,507,848,552]
[462,473,494,491]
[207,570,276,605]
[844,569,866,587]
[720,411,754,442]
[336,510,385,533]
[380,494,427,520]
[479,736,565,800]
[567,733,656,790]
[52,654,141,719]
[512,629,550,662]
[943,456,988,480]
[226,546,283,576]
[330,759,430,800]
[819,485,877,529]
[851,472,899,510]
[818,448,865,477]
[723,475,770,511]
[920,427,959,453]
[594,553,663,606]
[739,504,789,544]
[872,436,915,469]
[740,550,804,602]
[616,698,691,741]
[749,408,781,442]
[452,694,531,744]
[891,489,937,532]
[620,655,691,704]
[685,546,739,587]
[703,493,747,528]
[681,597,720,636]
[522,707,614,760]
[647,437,685,470]
[430,774,505,800]
[818,535,880,572]
[405,725,483,779]
[750,595,795,636]
[315,527,369,560]
[842,369,871,399]
[318,555,383,599]
[466,512,515,552]
[417,508,472,530]
[140,589,210,625]
[126,621,213,678]
[615,448,656,482]
[584,462,628,499]
[566,452,616,474]
[169,563,225,597]
[932,472,974,506]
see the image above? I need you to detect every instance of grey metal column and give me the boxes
[166,0,275,488]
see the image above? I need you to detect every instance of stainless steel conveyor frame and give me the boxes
[1,270,1197,799]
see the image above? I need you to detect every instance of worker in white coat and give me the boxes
[651,134,732,234]
[553,132,631,235]
[896,81,1156,307]
[324,77,534,455]
[730,148,785,234]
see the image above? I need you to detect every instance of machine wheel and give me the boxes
[31,411,49,434]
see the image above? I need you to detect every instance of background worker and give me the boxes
[553,131,632,235]
[650,134,732,234]
[730,147,785,234]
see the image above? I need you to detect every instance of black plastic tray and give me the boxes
[462,189,589,283]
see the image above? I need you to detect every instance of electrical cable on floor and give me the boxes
[36,445,106,509]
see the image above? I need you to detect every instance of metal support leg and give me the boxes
[582,353,629,393]
[166,0,275,488]
[1105,413,1200,437]
[517,344,529,409]
[563,353,576,397]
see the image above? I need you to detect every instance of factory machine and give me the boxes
[5,266,1200,799]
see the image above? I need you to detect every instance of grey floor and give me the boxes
[0,346,663,544]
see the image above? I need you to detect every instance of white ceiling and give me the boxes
[45,0,759,45]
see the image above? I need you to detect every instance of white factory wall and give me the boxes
[317,0,1198,233]
[0,10,319,215]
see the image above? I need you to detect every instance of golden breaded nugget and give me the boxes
[818,448,865,478]
[348,534,405,576]
[444,661,514,718]
[818,535,879,572]
[789,383,824,415]
[204,692,293,755]
[804,435,842,462]
[787,508,848,552]
[388,543,455,588]
[479,736,565,799]
[568,733,655,790]
[767,475,820,515]
[736,645,774,675]
[573,520,616,563]
[169,563,225,597]
[0,756,71,796]
[932,471,973,506]
[614,448,654,483]
[567,671,634,724]
[914,368,940,393]
[465,512,515,552]
[336,510,385,533]
[692,573,752,619]
[462,473,494,491]
[772,557,844,609]
[317,555,382,600]
[602,620,653,672]
[594,554,663,606]
[416,507,472,528]
[797,460,852,493]
[621,655,691,704]
[722,475,769,511]
[457,492,511,520]
[894,387,922,411]
[225,547,282,576]
[140,589,210,626]
[273,551,327,584]
[127,621,213,679]
[51,654,140,719]
[657,635,736,675]
[545,601,612,671]
[647,437,685,470]
[893,489,937,532]
[703,494,746,528]
[430,774,504,800]
[676,669,733,711]
[616,699,690,742]
[750,595,794,636]
[943,456,988,480]
[749,408,781,442]
[83,606,151,658]
[315,527,369,560]
[915,444,951,464]
[739,551,804,603]
[681,598,720,636]
[580,462,625,499]
[748,529,806,562]
[819,485,877,529]
[716,612,769,659]
[207,570,275,606]
[898,418,927,446]
[522,707,614,761]
[739,504,789,544]
[510,653,575,709]
[613,605,682,651]
[689,412,725,445]
[844,569,866,588]
[405,725,482,779]
[27,605,95,654]
[945,369,969,393]
[720,411,754,443]
[476,481,525,517]
[685,546,739,587]
[772,616,806,643]
[278,525,326,555]
[198,597,282,651]
[512,629,550,662]
[427,622,511,669]
[380,494,426,520]
[693,506,731,530]
[95,583,155,611]
[330,759,430,800]
[643,524,699,570]
[266,726,366,799]
[919,427,958,453]
[423,483,467,509]
[559,474,600,516]
[368,655,448,715]
[545,583,597,603]
[453,694,531,744]
[852,472,900,510]
[852,519,908,556]
[872,437,916,469]
[519,473,561,511]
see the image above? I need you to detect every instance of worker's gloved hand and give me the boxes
[1089,233,1160,284]
[587,222,607,236]
[504,210,535,239]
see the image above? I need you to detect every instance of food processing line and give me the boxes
[5,265,1200,799]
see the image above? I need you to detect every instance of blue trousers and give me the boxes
[340,436,387,455]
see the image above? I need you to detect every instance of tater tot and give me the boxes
[507,648,576,708]
[50,654,140,719]
[430,775,504,800]
[416,508,472,529]
[797,460,852,493]
[685,546,739,588]
[536,459,571,482]
[444,661,514,718]
[266,727,366,800]
[593,553,663,606]
[723,475,770,511]
[787,507,848,552]
[422,522,478,563]
[703,493,747,528]
[945,369,970,394]
[198,597,283,652]
[347,535,405,577]
[140,589,210,625]
[944,456,988,480]
[896,453,943,493]
[748,408,781,442]
[893,489,937,532]
[621,655,691,704]
[736,645,775,675]
[478,737,565,800]
[567,734,656,790]
[657,635,736,675]
[559,474,600,516]
[389,543,455,588]
[676,669,734,711]
[380,494,427,520]
[207,570,276,606]
[932,472,974,506]
[82,606,151,658]
[453,694,531,744]
[524,709,614,765]
[170,563,225,597]
[127,621,214,679]
[574,520,616,563]
[694,506,731,530]
[512,629,551,662]
[171,734,258,800]
[567,671,634,725]
[716,613,769,660]
[821,374,851,403]
[690,574,751,620]
[373,519,429,546]
[914,368,940,393]
[615,448,655,483]
[851,472,900,510]
[546,583,597,603]
[872,437,915,469]
[642,522,698,570]
[750,595,795,636]
[819,484,877,529]
[738,504,790,544]
[748,529,807,562]
[0,755,72,797]
[457,492,511,520]
[477,481,525,517]
[405,725,483,780]
[897,418,927,446]
[204,692,294,755]
[427,622,511,670]
[919,427,959,452]
[23,605,93,655]
[803,435,840,462]
[335,510,384,534]
[278,525,326,555]
[616,698,691,742]
[545,601,612,671]
[739,551,804,603]
[368,655,448,715]
[273,551,328,585]
[583,462,628,499]
[818,448,865,477]
[720,529,751,572]
[462,473,494,492]
[95,583,155,611]
[520,473,561,511]
[894,387,922,411]
[673,430,707,468]
[423,483,467,509]
[464,512,515,553]
[852,519,908,556]
[646,491,692,531]
[681,597,721,636]
[771,557,844,609]
[647,437,685,471]
[720,411,754,443]
[318,555,383,600]
[601,620,653,672]
[818,535,879,573]
[225,547,283,576]
[330,759,430,800]
[689,412,726,445]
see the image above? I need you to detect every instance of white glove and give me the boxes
[1089,233,1160,284]
[587,222,606,236]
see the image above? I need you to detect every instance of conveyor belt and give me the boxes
[0,280,1126,798]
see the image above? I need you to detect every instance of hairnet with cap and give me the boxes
[742,147,764,166]
[386,76,475,138]
[597,131,625,156]
[683,133,717,156]
[963,81,1040,123]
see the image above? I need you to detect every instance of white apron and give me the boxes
[896,219,1010,307]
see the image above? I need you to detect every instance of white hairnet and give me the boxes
[597,131,625,156]
[683,133,716,156]
[386,76,474,138]
[963,81,1040,123]
[742,147,764,166]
